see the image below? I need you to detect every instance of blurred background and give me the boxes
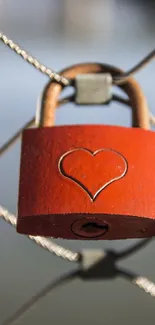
[0,0,155,324]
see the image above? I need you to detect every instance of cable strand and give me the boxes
[0,31,70,86]
[0,205,80,262]
[113,49,155,85]
[1,31,154,86]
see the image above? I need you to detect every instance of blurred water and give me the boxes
[0,1,155,324]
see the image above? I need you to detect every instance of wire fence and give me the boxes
[0,91,155,325]
[0,36,155,323]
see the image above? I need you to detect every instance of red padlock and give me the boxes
[17,63,155,240]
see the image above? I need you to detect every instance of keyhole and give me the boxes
[71,218,109,238]
[82,222,108,233]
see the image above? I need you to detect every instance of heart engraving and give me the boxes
[58,148,128,201]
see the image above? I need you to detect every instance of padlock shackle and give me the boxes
[40,63,150,129]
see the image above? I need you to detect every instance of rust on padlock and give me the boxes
[17,62,155,240]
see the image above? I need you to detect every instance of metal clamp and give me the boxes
[75,73,112,105]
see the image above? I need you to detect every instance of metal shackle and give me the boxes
[39,62,150,129]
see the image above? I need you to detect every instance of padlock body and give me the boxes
[17,125,155,239]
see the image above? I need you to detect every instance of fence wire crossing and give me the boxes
[0,49,155,323]
[0,204,155,325]
[0,112,155,325]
